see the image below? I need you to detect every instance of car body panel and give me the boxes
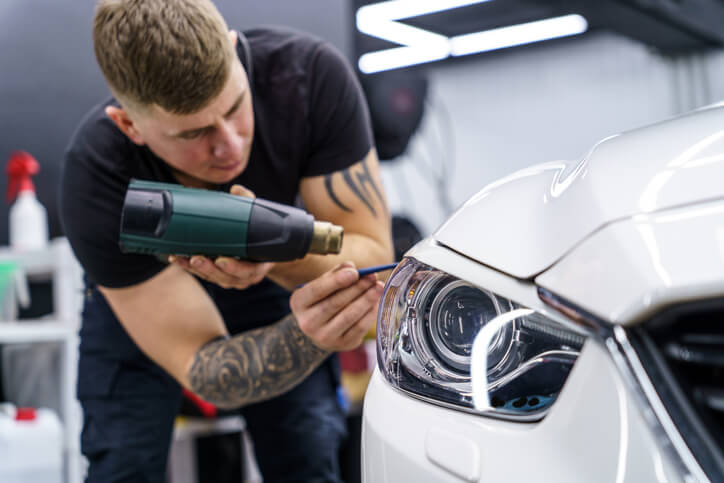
[435,105,724,279]
[536,197,724,325]
[363,341,683,483]
[403,238,542,312]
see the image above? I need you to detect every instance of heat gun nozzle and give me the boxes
[309,221,343,255]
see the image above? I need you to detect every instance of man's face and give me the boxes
[130,57,254,188]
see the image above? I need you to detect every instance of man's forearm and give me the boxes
[188,313,329,409]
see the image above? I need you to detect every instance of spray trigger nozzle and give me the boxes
[6,151,40,203]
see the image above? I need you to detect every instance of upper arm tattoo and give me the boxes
[324,156,385,217]
[188,314,329,408]
[324,175,351,212]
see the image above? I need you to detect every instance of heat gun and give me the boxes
[119,179,343,261]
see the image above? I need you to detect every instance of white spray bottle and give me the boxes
[6,151,48,251]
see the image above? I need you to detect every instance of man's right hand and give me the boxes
[290,261,383,352]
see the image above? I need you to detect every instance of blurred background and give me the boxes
[3,0,724,242]
[2,1,724,482]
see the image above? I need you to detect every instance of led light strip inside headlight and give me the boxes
[378,258,587,419]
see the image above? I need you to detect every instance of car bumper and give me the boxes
[362,339,686,483]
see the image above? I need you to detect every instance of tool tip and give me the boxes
[310,221,344,255]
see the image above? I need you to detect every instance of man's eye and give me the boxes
[180,128,212,140]
[180,131,203,140]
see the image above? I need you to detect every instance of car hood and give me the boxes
[434,105,724,279]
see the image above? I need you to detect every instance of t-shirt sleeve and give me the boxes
[303,41,374,177]
[59,117,166,288]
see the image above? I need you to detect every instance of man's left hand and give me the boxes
[169,255,274,290]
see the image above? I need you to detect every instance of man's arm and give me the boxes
[188,313,328,408]
[268,148,394,288]
[99,261,381,408]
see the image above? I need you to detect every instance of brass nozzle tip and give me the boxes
[309,221,344,255]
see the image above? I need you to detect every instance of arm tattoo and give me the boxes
[324,174,351,212]
[324,156,385,217]
[188,314,329,408]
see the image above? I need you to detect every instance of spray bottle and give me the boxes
[6,151,48,251]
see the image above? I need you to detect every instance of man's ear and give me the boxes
[105,105,146,145]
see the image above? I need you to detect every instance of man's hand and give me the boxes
[169,255,274,290]
[169,184,276,290]
[290,261,384,352]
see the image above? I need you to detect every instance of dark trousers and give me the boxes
[78,284,347,483]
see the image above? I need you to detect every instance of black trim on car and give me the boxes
[629,299,724,482]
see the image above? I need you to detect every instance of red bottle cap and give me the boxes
[15,407,37,421]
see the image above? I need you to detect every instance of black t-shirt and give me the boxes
[60,27,373,333]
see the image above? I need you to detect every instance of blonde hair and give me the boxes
[93,0,235,114]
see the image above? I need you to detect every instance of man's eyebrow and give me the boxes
[223,90,245,117]
[174,90,246,138]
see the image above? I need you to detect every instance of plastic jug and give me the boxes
[0,404,63,483]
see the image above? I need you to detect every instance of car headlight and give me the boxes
[377,257,587,420]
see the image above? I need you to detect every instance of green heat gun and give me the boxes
[119,179,343,261]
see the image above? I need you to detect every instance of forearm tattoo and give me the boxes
[325,156,385,217]
[188,314,329,408]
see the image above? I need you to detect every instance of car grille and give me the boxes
[629,300,724,481]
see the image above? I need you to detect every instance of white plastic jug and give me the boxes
[0,405,63,483]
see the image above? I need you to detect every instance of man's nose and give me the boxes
[212,122,243,159]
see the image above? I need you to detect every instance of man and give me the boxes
[59,0,393,481]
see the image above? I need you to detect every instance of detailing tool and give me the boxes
[296,262,398,290]
[357,263,398,277]
[119,179,343,261]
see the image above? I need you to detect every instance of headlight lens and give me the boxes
[378,258,587,419]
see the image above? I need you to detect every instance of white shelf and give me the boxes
[0,246,60,278]
[0,238,84,483]
[0,319,74,344]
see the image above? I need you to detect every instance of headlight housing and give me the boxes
[378,258,587,420]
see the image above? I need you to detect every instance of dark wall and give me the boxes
[0,0,105,243]
[0,0,351,244]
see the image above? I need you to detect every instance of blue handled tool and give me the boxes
[357,262,398,277]
[296,262,398,289]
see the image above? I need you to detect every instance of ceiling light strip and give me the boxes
[358,13,588,73]
[357,0,494,23]
[359,45,451,75]
[357,13,449,46]
[450,14,589,56]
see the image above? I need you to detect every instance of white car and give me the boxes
[363,105,724,483]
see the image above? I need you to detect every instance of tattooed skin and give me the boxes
[324,175,351,212]
[188,313,329,409]
[325,156,385,217]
